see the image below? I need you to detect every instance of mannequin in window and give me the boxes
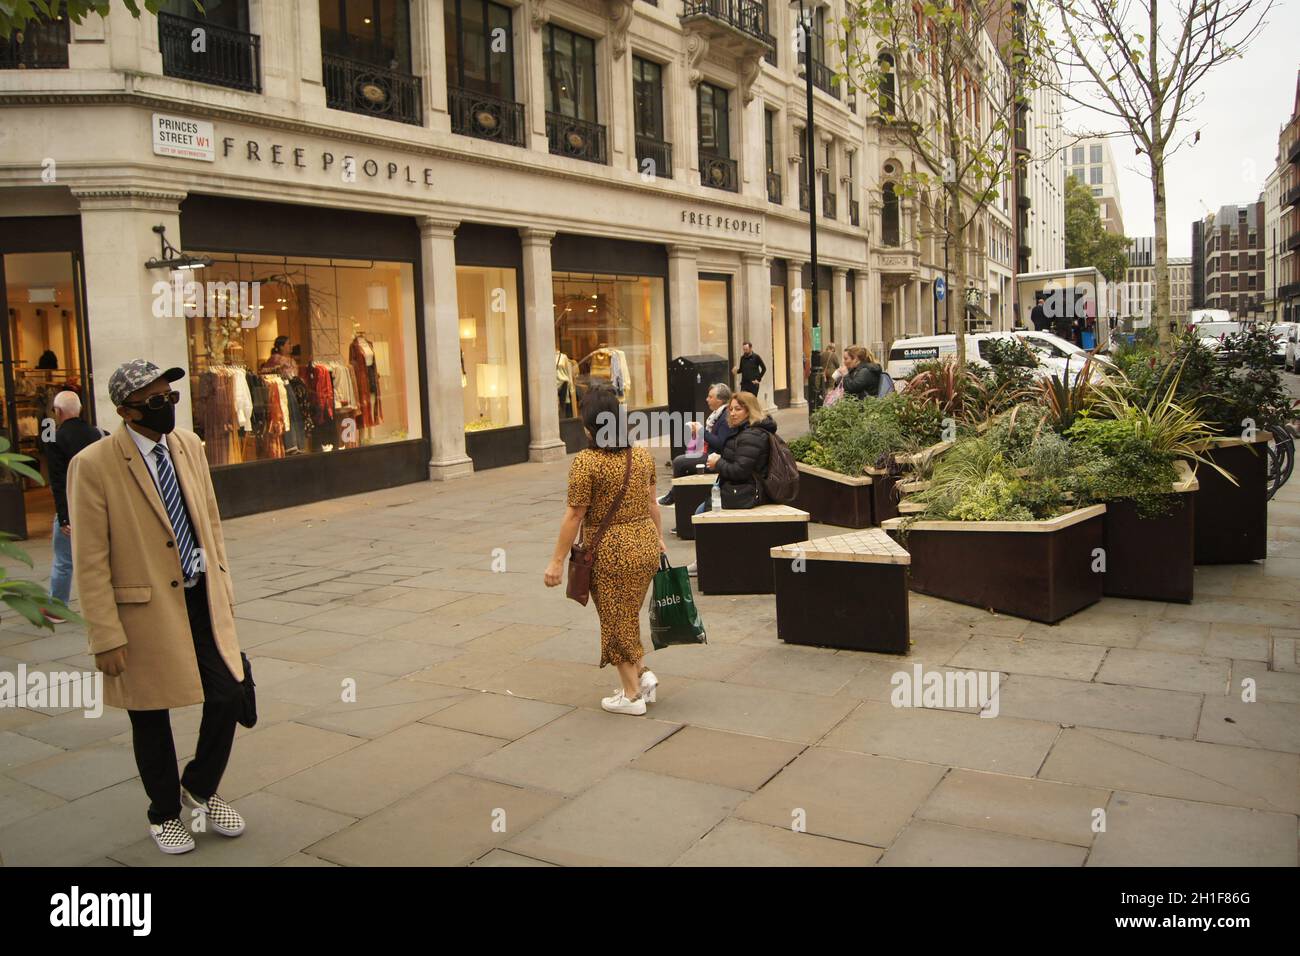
[349,328,383,428]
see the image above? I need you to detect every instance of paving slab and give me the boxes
[734,748,946,847]
[216,721,364,800]
[1205,624,1272,662]
[647,680,858,744]
[317,639,463,677]
[1229,659,1300,704]
[1095,647,1231,695]
[915,768,1108,846]
[997,674,1203,738]
[0,730,63,773]
[0,774,65,829]
[880,820,1087,866]
[461,624,568,657]
[477,658,626,708]
[422,693,572,741]
[310,773,562,867]
[1039,727,1300,814]
[8,741,139,801]
[470,849,558,867]
[268,722,504,817]
[949,637,1106,681]
[821,700,1060,776]
[726,647,869,696]
[1196,697,1300,753]
[1087,792,1297,867]
[672,818,881,866]
[630,726,805,791]
[465,709,678,796]
[506,768,745,866]
[0,780,152,866]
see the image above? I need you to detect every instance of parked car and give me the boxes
[886,330,1112,382]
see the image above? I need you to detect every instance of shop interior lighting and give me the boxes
[143,225,213,272]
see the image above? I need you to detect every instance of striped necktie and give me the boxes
[152,443,200,582]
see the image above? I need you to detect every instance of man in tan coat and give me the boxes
[69,359,248,855]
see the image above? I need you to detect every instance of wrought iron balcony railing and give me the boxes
[1284,183,1300,209]
[323,52,423,126]
[680,0,775,48]
[808,58,838,99]
[699,151,739,192]
[159,12,260,92]
[767,171,782,204]
[547,112,608,165]
[450,87,526,147]
[635,135,673,178]
[0,12,68,69]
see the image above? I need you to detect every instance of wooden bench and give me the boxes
[670,472,719,541]
[692,504,810,594]
[771,530,911,653]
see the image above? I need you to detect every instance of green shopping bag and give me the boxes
[649,556,707,650]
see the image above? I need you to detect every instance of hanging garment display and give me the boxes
[349,334,383,427]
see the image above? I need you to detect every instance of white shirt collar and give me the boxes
[126,424,169,460]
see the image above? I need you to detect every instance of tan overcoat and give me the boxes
[68,425,243,710]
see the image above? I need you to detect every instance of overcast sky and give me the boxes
[1052,0,1298,256]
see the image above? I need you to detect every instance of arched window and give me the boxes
[878,53,895,118]
[882,183,901,246]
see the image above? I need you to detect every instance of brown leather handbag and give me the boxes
[567,449,634,606]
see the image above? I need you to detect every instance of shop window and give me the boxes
[882,183,901,246]
[698,277,732,363]
[184,253,420,467]
[770,285,788,391]
[877,53,895,117]
[554,273,668,414]
[457,266,523,432]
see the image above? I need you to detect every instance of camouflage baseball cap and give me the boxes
[108,359,185,407]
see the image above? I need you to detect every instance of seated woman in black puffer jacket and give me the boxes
[696,390,776,513]
[841,345,883,398]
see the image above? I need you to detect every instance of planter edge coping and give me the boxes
[771,529,911,565]
[796,461,874,485]
[1193,431,1274,450]
[1171,459,1199,493]
[898,501,928,514]
[880,503,1107,533]
[897,479,931,493]
[672,473,719,486]
[693,504,811,524]
[895,441,954,467]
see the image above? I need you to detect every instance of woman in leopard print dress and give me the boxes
[544,386,665,715]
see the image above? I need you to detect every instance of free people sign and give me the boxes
[152,114,215,162]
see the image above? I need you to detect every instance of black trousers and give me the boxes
[127,572,243,825]
[741,380,761,396]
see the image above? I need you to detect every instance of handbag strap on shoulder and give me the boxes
[582,448,634,552]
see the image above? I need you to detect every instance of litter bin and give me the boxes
[668,354,728,461]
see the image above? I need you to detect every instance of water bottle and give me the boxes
[711,484,722,512]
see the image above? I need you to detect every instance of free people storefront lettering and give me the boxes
[680,209,761,236]
[220,136,434,187]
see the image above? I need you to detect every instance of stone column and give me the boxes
[74,187,190,429]
[853,270,870,347]
[668,245,701,357]
[418,0,452,133]
[832,266,848,347]
[525,11,550,152]
[520,228,566,462]
[419,217,475,480]
[786,259,806,408]
[867,269,883,356]
[741,252,775,411]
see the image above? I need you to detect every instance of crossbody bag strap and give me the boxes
[581,448,635,552]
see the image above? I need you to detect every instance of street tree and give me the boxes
[1064,174,1131,281]
[841,0,1045,367]
[1045,0,1274,350]
[0,1,201,38]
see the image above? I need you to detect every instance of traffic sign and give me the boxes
[934,278,946,301]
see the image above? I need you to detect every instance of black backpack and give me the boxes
[761,432,800,504]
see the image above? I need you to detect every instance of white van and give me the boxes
[1188,309,1233,326]
[886,330,1108,381]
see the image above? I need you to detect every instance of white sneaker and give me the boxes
[181,786,245,837]
[601,689,647,716]
[149,818,196,855]
[640,670,659,704]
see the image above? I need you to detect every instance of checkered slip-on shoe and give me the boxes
[150,818,196,855]
[181,787,246,837]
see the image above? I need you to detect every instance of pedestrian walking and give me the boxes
[43,389,101,624]
[68,359,249,855]
[734,341,766,396]
[657,383,733,507]
[1030,292,1050,332]
[544,385,665,716]
[841,346,883,398]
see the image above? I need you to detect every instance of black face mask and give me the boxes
[131,402,176,435]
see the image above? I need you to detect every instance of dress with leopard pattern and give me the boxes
[567,446,660,668]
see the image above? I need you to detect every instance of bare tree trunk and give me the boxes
[951,189,968,367]
[1152,148,1171,349]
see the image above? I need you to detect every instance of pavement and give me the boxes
[1,404,1297,867]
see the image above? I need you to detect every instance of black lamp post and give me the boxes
[794,0,821,415]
